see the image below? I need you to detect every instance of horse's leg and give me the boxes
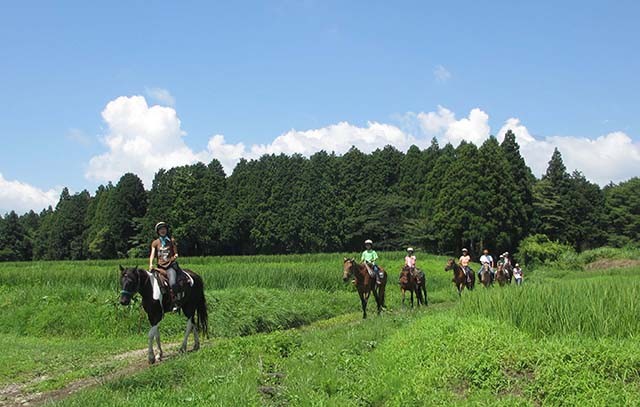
[359,290,368,319]
[148,324,159,364]
[410,290,414,308]
[180,318,194,353]
[370,285,382,314]
[401,288,406,307]
[192,316,200,351]
[155,324,163,361]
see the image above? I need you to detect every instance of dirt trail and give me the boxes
[1,306,448,406]
[0,342,189,407]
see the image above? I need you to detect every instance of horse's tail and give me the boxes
[196,291,209,339]
[190,273,209,339]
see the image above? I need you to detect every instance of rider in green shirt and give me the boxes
[361,239,383,284]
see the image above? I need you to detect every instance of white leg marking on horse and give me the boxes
[193,320,200,350]
[155,325,163,361]
[181,319,193,352]
[148,325,158,363]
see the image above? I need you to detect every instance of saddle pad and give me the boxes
[147,271,162,301]
[181,269,194,287]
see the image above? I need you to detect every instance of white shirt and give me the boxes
[513,267,522,279]
[480,254,493,265]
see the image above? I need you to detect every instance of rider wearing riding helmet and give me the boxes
[478,248,495,281]
[361,239,383,284]
[459,248,473,282]
[405,247,417,271]
[149,222,180,310]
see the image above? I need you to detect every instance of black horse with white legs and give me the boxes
[119,266,208,364]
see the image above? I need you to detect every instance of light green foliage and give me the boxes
[516,234,576,267]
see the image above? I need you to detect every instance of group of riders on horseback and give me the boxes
[122,223,526,363]
[459,247,523,286]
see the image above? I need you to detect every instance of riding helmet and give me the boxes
[155,221,169,233]
[364,239,373,245]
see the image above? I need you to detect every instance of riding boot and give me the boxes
[170,285,181,312]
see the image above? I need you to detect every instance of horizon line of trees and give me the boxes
[1,130,638,262]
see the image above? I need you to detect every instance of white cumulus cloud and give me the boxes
[145,87,176,107]
[413,106,491,145]
[0,173,60,215]
[86,95,418,184]
[85,95,639,188]
[86,96,198,186]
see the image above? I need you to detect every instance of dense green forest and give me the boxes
[1,131,638,261]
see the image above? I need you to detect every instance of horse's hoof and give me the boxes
[193,343,200,351]
[179,346,187,354]
[155,353,163,362]
[148,358,156,365]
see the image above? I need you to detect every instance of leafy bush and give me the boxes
[578,246,640,264]
[516,234,576,267]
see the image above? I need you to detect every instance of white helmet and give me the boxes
[407,247,414,252]
[462,248,468,253]
[155,222,168,233]
[364,239,373,245]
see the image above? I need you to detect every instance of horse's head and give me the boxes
[119,265,140,305]
[342,258,357,282]
[445,258,455,271]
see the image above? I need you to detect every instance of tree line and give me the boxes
[1,130,638,261]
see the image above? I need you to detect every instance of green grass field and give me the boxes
[1,250,639,406]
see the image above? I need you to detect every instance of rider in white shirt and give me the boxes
[478,248,495,281]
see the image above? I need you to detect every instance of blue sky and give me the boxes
[1,1,639,213]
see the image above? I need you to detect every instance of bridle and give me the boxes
[121,268,142,298]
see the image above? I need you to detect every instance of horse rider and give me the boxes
[149,221,181,311]
[478,248,495,282]
[361,239,383,284]
[459,248,473,282]
[499,252,512,278]
[513,263,523,285]
[405,247,417,273]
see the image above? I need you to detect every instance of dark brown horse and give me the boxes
[399,266,417,308]
[342,258,387,319]
[445,258,475,296]
[495,263,508,287]
[413,268,428,306]
[119,266,208,364]
[479,263,492,288]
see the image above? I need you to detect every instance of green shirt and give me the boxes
[361,249,378,263]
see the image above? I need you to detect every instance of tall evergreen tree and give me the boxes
[565,171,605,250]
[0,211,31,261]
[603,177,640,247]
[477,137,523,251]
[533,148,570,242]
[500,129,535,240]
[432,141,482,254]
[108,173,147,257]
[84,183,116,259]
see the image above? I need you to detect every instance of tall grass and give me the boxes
[460,278,640,338]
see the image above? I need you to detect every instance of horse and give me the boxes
[119,265,209,364]
[413,268,428,306]
[495,263,508,287]
[504,262,513,285]
[399,266,417,308]
[479,263,493,288]
[445,258,474,296]
[342,258,387,319]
